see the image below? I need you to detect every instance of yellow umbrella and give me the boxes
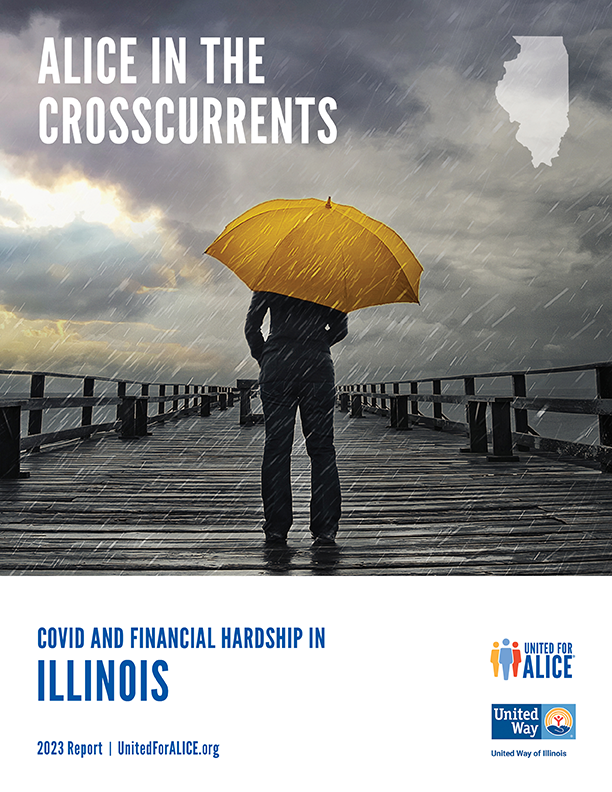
[205,196,423,313]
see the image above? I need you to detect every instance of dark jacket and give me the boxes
[245,291,348,364]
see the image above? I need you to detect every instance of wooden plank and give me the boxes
[1,409,611,575]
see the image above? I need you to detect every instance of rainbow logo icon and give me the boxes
[544,707,574,736]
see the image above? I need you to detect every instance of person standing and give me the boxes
[245,291,348,545]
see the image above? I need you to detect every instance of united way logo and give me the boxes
[491,704,576,740]
[544,707,573,736]
[491,639,522,679]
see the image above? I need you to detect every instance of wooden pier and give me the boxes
[1,405,611,576]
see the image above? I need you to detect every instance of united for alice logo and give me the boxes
[490,639,574,679]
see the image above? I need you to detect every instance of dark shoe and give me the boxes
[264,533,288,546]
[311,534,336,546]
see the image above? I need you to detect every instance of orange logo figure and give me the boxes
[491,642,500,677]
[512,641,522,677]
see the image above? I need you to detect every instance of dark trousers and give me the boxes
[260,353,341,538]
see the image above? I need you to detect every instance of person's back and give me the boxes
[245,291,348,545]
[246,290,347,361]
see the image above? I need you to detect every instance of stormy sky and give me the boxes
[0,0,610,388]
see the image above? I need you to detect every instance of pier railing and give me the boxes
[339,361,612,473]
[4,361,612,480]
[0,368,236,478]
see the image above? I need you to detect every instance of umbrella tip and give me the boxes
[325,196,332,208]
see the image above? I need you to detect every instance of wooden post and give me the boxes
[183,385,190,411]
[81,377,95,430]
[116,382,126,422]
[488,398,519,462]
[350,393,363,418]
[219,392,227,411]
[380,382,387,410]
[396,394,409,430]
[238,380,256,424]
[138,384,149,434]
[227,390,234,408]
[596,364,612,473]
[135,397,150,436]
[410,382,419,418]
[158,384,166,418]
[433,379,442,428]
[461,377,488,454]
[173,384,179,413]
[512,373,530,451]
[370,383,377,409]
[119,395,137,438]
[28,373,45,452]
[200,393,211,417]
[139,384,150,431]
[390,383,399,428]
[0,406,28,478]
[339,392,349,412]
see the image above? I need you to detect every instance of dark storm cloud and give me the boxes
[412,140,474,170]
[568,30,612,106]
[537,192,612,257]
[161,217,216,259]
[256,34,428,135]
[160,217,235,283]
[0,0,424,35]
[0,220,170,319]
[1,267,157,319]
[422,256,475,294]
[0,0,182,35]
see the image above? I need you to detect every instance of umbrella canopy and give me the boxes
[205,197,423,313]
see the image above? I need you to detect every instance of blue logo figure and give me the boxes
[499,638,513,680]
